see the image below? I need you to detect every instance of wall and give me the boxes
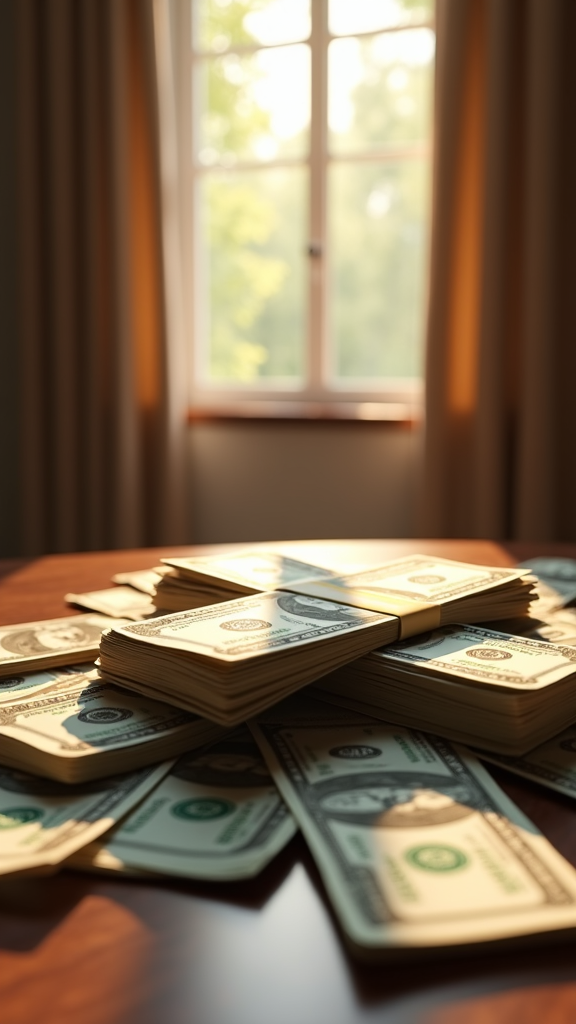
[187,420,422,544]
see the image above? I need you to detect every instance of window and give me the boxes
[175,0,434,418]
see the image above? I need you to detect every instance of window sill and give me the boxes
[187,400,421,424]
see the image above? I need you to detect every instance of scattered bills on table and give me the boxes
[68,727,296,881]
[312,624,576,755]
[477,724,576,800]
[111,568,164,595]
[98,592,398,726]
[66,587,155,620]
[0,614,122,677]
[250,695,576,959]
[0,668,225,783]
[0,760,171,876]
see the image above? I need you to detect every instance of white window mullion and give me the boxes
[308,0,328,398]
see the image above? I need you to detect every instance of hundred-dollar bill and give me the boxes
[156,551,336,612]
[66,586,155,620]
[476,724,576,800]
[250,695,576,959]
[111,568,164,595]
[0,614,122,678]
[68,727,296,880]
[98,591,398,726]
[312,625,576,755]
[0,759,171,876]
[0,662,96,705]
[0,669,226,783]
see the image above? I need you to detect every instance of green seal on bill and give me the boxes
[404,844,468,872]
[171,798,235,822]
[0,807,44,829]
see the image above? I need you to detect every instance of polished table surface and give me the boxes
[1,539,576,1024]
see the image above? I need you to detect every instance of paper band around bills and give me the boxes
[285,582,441,639]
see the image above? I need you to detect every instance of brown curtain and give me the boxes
[16,0,189,554]
[422,0,576,541]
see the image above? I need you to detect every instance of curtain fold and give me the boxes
[422,0,576,542]
[16,0,189,555]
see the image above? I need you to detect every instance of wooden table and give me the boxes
[2,539,576,1024]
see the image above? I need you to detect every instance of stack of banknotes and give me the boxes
[97,554,537,725]
[311,623,576,754]
[4,552,576,959]
[154,551,337,611]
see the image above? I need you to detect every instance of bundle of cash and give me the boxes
[154,553,537,628]
[67,727,296,880]
[312,625,576,755]
[154,551,336,611]
[0,614,121,677]
[0,759,170,876]
[287,555,537,634]
[250,695,576,959]
[98,557,537,727]
[98,593,398,726]
[0,667,225,783]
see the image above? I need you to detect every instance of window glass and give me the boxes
[329,0,433,37]
[328,29,434,154]
[329,160,429,381]
[198,167,308,383]
[196,44,310,166]
[185,0,434,407]
[196,0,311,53]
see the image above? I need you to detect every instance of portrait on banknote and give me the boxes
[313,771,483,828]
[173,735,270,788]
[276,593,373,623]
[0,621,103,658]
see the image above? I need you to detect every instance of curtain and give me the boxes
[422,0,576,541]
[16,0,189,554]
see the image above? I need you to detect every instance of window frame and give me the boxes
[173,0,433,421]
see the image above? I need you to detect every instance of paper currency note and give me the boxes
[0,670,224,782]
[110,592,394,662]
[0,614,120,677]
[0,663,96,705]
[367,624,576,692]
[111,569,164,595]
[250,695,576,957]
[477,725,576,799]
[68,727,296,880]
[65,587,155,620]
[288,555,533,616]
[0,760,171,875]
